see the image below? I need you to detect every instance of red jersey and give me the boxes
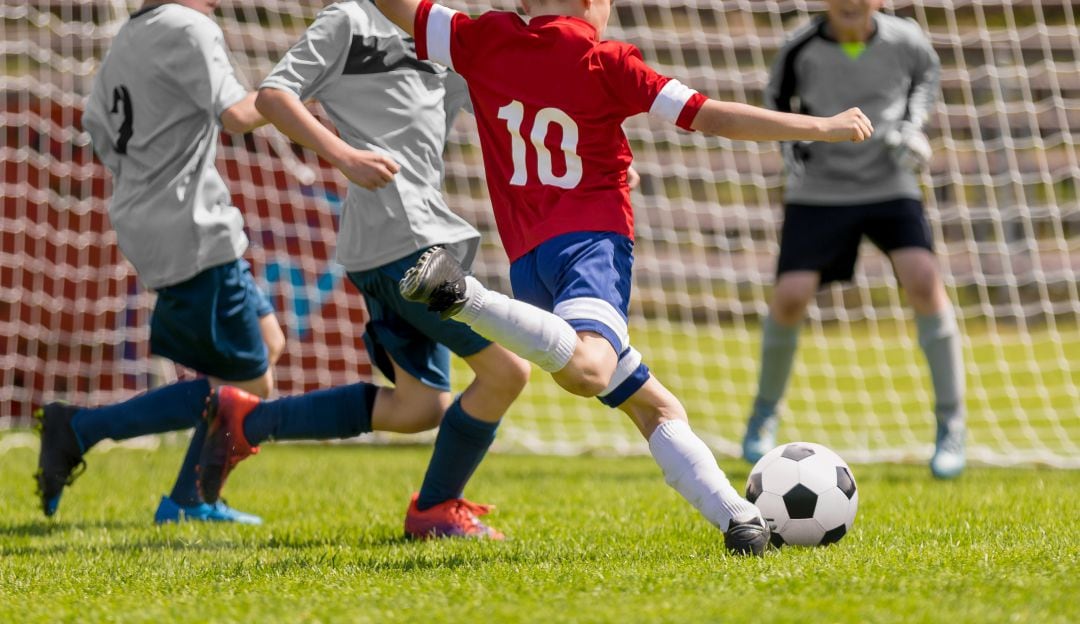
[414,2,706,261]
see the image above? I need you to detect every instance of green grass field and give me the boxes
[1,442,1077,623]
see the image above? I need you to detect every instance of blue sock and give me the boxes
[416,398,499,511]
[169,421,207,507]
[70,379,211,452]
[241,383,378,445]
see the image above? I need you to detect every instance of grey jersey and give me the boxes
[767,13,940,205]
[260,0,479,272]
[82,4,249,289]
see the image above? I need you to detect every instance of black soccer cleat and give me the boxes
[398,246,469,320]
[724,516,772,556]
[34,402,87,517]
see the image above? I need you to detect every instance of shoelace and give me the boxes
[448,499,495,531]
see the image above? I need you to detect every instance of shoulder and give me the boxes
[778,16,824,55]
[151,4,225,52]
[591,40,643,68]
[877,13,932,48]
[322,1,368,30]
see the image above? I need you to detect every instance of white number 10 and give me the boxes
[496,100,583,189]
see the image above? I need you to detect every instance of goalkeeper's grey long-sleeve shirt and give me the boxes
[766,12,940,205]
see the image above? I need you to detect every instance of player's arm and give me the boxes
[221,92,267,134]
[885,28,941,169]
[373,0,423,37]
[255,88,399,190]
[690,100,872,143]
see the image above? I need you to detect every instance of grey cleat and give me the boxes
[930,419,966,479]
[399,246,469,320]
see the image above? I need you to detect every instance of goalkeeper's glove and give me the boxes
[884,122,932,171]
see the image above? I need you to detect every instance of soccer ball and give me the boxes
[745,442,858,547]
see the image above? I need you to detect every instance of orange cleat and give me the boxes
[404,492,505,540]
[197,386,261,503]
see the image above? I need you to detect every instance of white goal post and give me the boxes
[1,1,1077,467]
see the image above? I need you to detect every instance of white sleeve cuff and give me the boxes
[427,4,459,70]
[649,79,697,124]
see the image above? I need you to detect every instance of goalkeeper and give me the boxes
[741,0,966,479]
[196,0,530,540]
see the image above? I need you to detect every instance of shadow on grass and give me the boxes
[0,519,141,537]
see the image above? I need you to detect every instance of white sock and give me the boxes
[455,276,578,373]
[648,419,760,531]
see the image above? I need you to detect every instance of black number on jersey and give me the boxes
[110,86,133,155]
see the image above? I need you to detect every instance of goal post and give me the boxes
[2,1,1077,467]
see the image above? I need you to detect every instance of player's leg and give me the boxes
[870,198,966,478]
[891,247,966,478]
[399,234,627,397]
[33,260,276,519]
[742,203,862,462]
[405,342,529,540]
[348,250,529,537]
[617,373,771,556]
[742,271,818,463]
[154,260,281,524]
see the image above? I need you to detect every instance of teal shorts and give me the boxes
[347,248,491,391]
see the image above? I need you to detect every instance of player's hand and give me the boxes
[627,166,640,191]
[335,148,400,190]
[822,107,873,143]
[884,122,932,171]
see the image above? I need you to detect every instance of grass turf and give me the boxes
[0,442,1077,623]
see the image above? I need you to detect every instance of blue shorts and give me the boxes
[510,231,634,357]
[150,259,274,381]
[348,248,492,392]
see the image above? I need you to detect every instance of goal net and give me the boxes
[2,0,1077,467]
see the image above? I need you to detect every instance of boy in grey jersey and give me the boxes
[35,0,284,523]
[194,0,529,539]
[742,0,967,479]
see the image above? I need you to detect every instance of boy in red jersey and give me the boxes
[380,0,873,555]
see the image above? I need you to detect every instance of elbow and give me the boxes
[254,88,276,118]
[221,112,259,135]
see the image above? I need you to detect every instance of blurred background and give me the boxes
[1,0,1077,466]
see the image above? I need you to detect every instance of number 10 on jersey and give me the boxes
[497,100,583,189]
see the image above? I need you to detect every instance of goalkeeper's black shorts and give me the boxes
[776,198,933,285]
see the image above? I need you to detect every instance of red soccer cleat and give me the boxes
[197,386,261,503]
[404,492,505,540]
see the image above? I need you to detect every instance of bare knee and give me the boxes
[479,354,531,399]
[770,274,816,325]
[554,348,614,397]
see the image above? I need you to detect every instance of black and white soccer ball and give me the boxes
[745,442,858,547]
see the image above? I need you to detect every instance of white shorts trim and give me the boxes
[553,297,629,353]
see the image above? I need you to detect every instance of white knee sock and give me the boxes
[455,276,578,373]
[648,419,760,531]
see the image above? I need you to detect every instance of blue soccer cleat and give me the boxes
[34,403,87,517]
[153,495,263,525]
[741,409,779,465]
[930,420,966,479]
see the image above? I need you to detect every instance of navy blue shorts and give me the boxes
[150,259,274,381]
[777,198,934,284]
[348,248,492,392]
[509,231,634,356]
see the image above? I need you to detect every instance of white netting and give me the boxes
[2,1,1077,466]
